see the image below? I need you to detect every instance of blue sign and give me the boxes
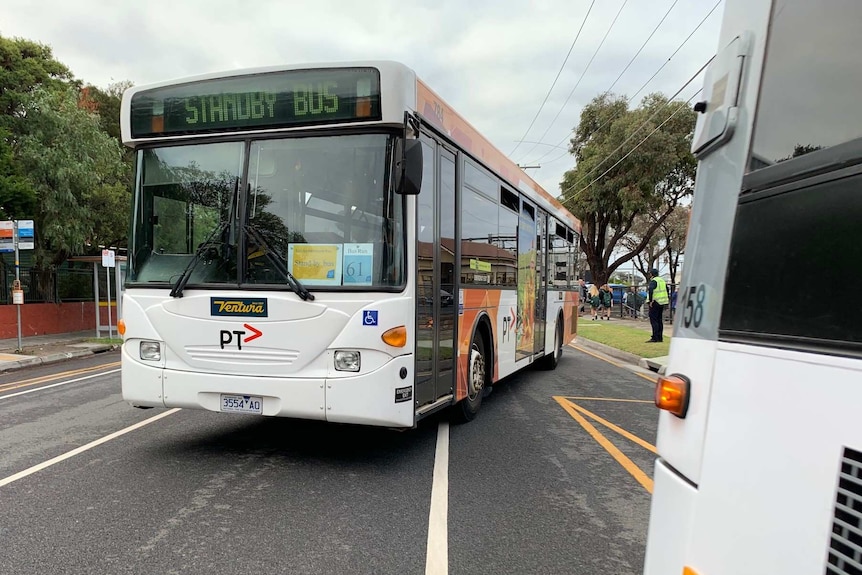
[17,220,34,250]
[362,310,378,326]
[211,297,268,317]
[343,243,374,285]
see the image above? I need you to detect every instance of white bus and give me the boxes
[118,62,581,428]
[645,1,862,574]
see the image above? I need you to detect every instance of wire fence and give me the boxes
[580,283,679,324]
[0,261,103,304]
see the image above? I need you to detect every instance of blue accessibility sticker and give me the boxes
[362,310,378,326]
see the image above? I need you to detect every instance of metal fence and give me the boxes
[0,261,99,304]
[580,283,679,324]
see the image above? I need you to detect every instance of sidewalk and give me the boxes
[575,312,670,375]
[0,331,118,373]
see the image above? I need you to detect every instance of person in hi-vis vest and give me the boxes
[646,268,669,343]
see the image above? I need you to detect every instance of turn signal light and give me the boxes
[117,318,126,336]
[655,374,691,418]
[381,326,407,348]
[683,568,701,575]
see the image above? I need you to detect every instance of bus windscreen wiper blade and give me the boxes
[169,222,229,298]
[245,225,314,301]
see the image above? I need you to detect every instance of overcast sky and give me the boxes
[1,0,723,195]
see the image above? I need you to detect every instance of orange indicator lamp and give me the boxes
[655,374,691,418]
[117,318,126,336]
[381,326,407,348]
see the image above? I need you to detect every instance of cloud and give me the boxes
[1,0,722,195]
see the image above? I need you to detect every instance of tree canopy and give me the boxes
[560,93,696,285]
[0,35,133,294]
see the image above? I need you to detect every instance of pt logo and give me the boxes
[502,307,516,342]
[219,324,263,350]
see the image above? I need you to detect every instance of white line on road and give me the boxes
[425,421,449,575]
[0,369,121,401]
[0,408,181,489]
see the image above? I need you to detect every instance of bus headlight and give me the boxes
[334,350,361,372]
[139,341,162,361]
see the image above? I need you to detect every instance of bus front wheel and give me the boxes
[452,331,487,423]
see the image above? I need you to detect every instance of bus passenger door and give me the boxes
[534,211,547,355]
[415,137,457,407]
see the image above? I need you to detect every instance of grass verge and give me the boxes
[87,337,123,345]
[576,321,670,357]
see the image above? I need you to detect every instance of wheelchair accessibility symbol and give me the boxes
[363,310,379,326]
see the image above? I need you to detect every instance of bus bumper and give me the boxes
[643,458,697,575]
[122,347,415,428]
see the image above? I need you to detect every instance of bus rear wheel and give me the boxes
[452,331,486,423]
[538,320,563,370]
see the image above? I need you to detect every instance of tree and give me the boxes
[0,36,75,221]
[560,93,697,285]
[17,87,127,298]
[0,35,74,131]
[80,81,133,144]
[660,206,689,284]
[620,213,663,281]
[80,81,136,247]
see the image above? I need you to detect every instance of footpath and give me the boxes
[574,314,670,375]
[0,331,118,373]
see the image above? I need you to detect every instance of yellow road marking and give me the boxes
[570,343,658,383]
[565,401,657,454]
[564,396,653,403]
[554,396,654,494]
[0,361,120,394]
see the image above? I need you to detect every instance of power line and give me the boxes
[532,0,723,166]
[508,0,597,157]
[558,56,712,201]
[516,0,629,163]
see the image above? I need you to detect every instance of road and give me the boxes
[0,344,658,575]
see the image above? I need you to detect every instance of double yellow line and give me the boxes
[555,396,656,493]
[0,361,121,394]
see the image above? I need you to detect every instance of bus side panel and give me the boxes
[643,458,697,575]
[456,288,515,401]
[687,344,862,574]
[544,289,578,353]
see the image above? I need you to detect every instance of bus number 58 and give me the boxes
[683,284,706,329]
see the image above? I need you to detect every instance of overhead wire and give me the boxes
[516,0,629,163]
[558,56,714,202]
[531,0,723,167]
[508,0,597,157]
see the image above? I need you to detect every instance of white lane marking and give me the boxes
[0,369,121,401]
[425,421,449,575]
[0,408,181,489]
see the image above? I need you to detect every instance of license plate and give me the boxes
[220,394,263,414]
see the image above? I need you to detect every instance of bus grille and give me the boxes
[185,346,300,364]
[827,447,862,575]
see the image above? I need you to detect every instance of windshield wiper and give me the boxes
[169,222,229,298]
[245,225,314,301]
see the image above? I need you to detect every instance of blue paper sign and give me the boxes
[343,243,374,285]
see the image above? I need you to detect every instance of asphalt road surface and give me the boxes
[0,344,658,575]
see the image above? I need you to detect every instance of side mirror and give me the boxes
[397,139,423,195]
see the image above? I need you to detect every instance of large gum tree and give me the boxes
[559,93,696,285]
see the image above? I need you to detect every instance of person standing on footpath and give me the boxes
[578,279,587,315]
[646,268,669,342]
[599,284,613,320]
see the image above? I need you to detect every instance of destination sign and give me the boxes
[130,68,381,138]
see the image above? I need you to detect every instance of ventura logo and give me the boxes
[210,298,268,317]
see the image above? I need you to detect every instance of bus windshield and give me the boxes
[128,134,405,289]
